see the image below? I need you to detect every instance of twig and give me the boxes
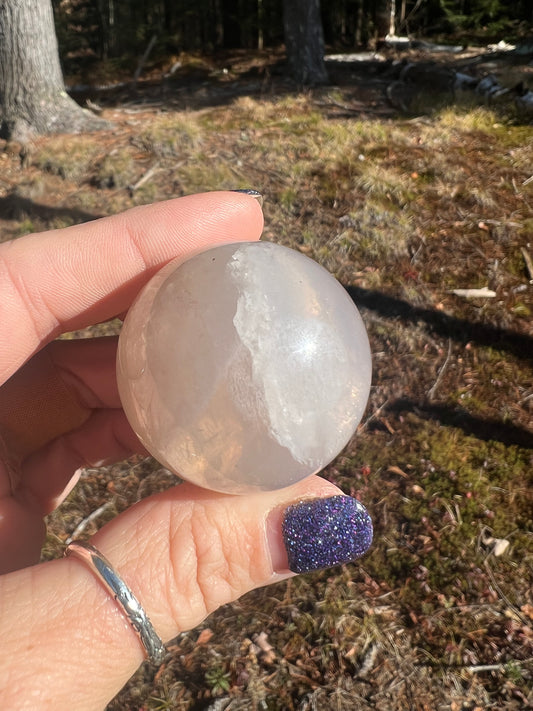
[359,397,391,432]
[428,339,452,401]
[483,558,529,626]
[521,247,533,282]
[465,663,506,673]
[133,34,158,83]
[450,286,496,298]
[480,219,521,227]
[128,162,161,195]
[65,501,114,544]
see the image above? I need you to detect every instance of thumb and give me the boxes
[93,477,373,642]
[0,476,372,710]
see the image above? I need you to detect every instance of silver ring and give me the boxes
[65,541,166,665]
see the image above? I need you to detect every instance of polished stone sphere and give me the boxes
[117,241,372,494]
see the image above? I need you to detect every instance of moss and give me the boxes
[94,150,136,189]
[15,218,35,236]
[138,113,204,157]
[436,106,499,133]
[337,415,532,616]
[518,218,533,240]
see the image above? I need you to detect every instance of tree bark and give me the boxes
[282,0,328,86]
[0,0,110,141]
[374,0,391,42]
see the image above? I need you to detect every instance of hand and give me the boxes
[0,192,371,710]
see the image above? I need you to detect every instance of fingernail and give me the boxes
[231,189,264,207]
[279,496,373,574]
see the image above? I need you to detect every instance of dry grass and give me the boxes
[1,56,532,710]
[32,133,103,181]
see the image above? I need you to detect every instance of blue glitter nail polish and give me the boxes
[282,496,373,574]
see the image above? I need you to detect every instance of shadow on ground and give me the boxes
[347,285,533,361]
[0,193,101,225]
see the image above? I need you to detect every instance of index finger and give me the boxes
[0,191,263,385]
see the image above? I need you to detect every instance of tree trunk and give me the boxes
[0,0,110,141]
[374,0,391,43]
[282,0,328,86]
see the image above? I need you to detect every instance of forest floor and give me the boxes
[1,46,532,710]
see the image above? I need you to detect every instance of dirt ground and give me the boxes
[1,45,532,710]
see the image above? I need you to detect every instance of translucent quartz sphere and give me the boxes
[117,241,372,494]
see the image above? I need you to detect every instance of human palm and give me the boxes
[0,337,139,572]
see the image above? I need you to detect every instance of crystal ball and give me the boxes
[117,241,372,494]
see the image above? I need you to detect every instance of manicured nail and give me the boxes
[231,189,263,206]
[281,496,373,574]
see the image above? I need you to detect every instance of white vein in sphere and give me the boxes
[229,244,351,467]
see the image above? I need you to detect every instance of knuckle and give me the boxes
[0,251,59,346]
[165,500,265,629]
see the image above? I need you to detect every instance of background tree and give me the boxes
[2,0,530,140]
[282,0,328,85]
[0,0,108,141]
[50,1,533,83]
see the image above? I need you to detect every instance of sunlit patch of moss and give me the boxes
[15,218,35,236]
[94,150,136,189]
[512,302,531,318]
[177,152,244,192]
[467,184,499,209]
[278,111,323,134]
[518,218,533,241]
[319,118,404,157]
[48,216,76,230]
[493,125,533,153]
[354,163,415,205]
[436,106,499,133]
[340,418,531,610]
[137,112,204,157]
[73,189,108,212]
[227,94,317,129]
[279,187,298,211]
[329,200,412,263]
[33,135,101,181]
